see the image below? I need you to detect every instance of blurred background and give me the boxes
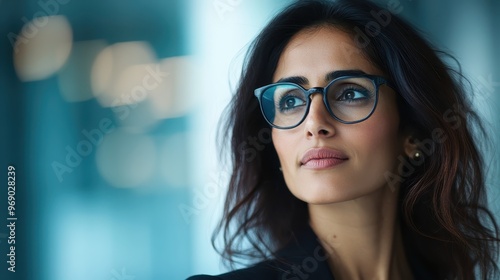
[0,0,498,279]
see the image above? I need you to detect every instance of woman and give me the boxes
[188,0,499,279]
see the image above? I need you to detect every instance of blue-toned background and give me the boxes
[0,0,498,279]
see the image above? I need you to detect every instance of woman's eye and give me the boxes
[280,95,306,109]
[338,89,369,101]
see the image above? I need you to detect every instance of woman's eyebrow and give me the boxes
[325,69,367,81]
[276,76,308,85]
[276,69,368,85]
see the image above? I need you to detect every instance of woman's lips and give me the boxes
[300,148,348,169]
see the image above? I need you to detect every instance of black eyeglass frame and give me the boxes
[254,74,395,129]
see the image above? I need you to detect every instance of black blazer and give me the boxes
[186,226,437,280]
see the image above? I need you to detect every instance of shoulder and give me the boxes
[186,226,334,280]
[185,275,221,280]
[186,260,281,280]
[185,276,220,280]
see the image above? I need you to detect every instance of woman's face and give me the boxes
[272,26,407,204]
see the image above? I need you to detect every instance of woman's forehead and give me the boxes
[273,26,383,84]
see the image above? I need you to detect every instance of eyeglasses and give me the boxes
[254,74,394,129]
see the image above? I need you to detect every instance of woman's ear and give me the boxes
[403,135,420,159]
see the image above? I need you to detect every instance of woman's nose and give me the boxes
[303,94,336,138]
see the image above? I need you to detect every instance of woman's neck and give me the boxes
[308,186,413,280]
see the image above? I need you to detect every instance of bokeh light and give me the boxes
[150,56,195,119]
[13,15,73,81]
[96,128,156,188]
[91,41,157,107]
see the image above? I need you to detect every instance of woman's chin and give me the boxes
[291,186,363,205]
[289,181,388,205]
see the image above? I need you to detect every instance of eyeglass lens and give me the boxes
[259,76,377,128]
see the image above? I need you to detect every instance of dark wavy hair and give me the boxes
[214,0,499,279]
